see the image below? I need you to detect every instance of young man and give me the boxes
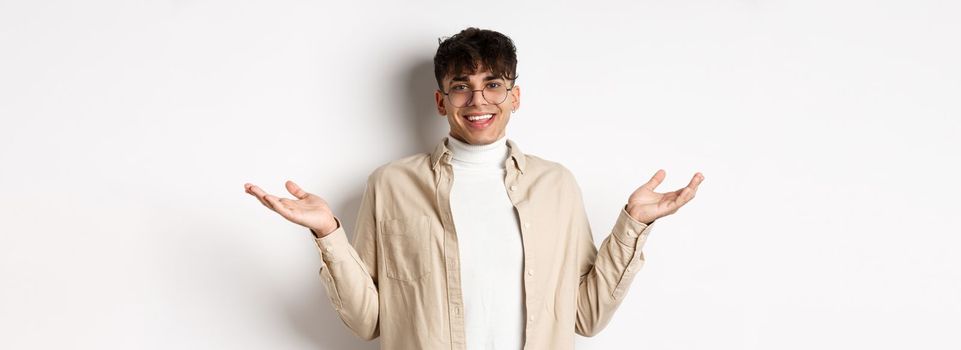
[244,27,704,350]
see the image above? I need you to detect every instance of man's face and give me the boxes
[434,65,520,145]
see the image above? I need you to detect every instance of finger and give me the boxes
[676,173,703,198]
[641,169,666,191]
[245,184,267,207]
[688,173,702,198]
[674,186,697,207]
[248,184,266,197]
[687,172,705,189]
[245,184,265,204]
[263,194,284,212]
[248,185,274,209]
[285,180,310,200]
[659,191,677,207]
[245,186,268,207]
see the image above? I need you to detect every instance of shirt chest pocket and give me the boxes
[379,215,432,282]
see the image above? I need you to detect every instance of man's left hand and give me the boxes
[626,169,704,225]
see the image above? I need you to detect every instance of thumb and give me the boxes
[641,169,666,192]
[285,180,310,199]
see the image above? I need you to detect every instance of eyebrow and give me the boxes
[449,75,502,85]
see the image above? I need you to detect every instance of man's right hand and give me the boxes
[244,180,339,237]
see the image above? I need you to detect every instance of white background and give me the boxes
[2,0,959,349]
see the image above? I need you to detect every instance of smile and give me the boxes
[463,113,496,129]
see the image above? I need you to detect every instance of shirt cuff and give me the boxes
[310,215,342,238]
[612,204,656,248]
[314,216,351,264]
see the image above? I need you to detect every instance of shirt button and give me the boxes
[527,269,533,276]
[529,315,534,322]
[524,222,530,229]
[510,185,517,191]
[627,230,636,238]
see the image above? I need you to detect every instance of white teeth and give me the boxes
[467,114,493,121]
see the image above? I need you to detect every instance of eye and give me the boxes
[486,82,502,89]
[451,84,468,91]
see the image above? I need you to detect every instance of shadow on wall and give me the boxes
[283,178,378,350]
[284,56,441,348]
[405,56,450,155]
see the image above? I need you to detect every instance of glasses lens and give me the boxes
[449,90,472,107]
[483,85,508,105]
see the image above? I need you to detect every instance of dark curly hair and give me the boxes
[433,27,519,91]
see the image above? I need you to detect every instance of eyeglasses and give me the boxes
[441,82,515,108]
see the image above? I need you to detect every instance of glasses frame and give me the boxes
[440,82,516,108]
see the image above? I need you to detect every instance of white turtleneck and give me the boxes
[446,134,525,349]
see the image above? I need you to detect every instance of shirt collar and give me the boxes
[431,135,527,174]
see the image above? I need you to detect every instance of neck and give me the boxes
[447,134,509,168]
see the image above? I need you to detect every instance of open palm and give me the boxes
[244,180,338,236]
[626,169,704,224]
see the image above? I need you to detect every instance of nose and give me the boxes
[466,89,489,106]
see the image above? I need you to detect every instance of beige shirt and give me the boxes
[312,136,657,350]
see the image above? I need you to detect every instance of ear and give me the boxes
[510,85,521,112]
[434,89,447,116]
